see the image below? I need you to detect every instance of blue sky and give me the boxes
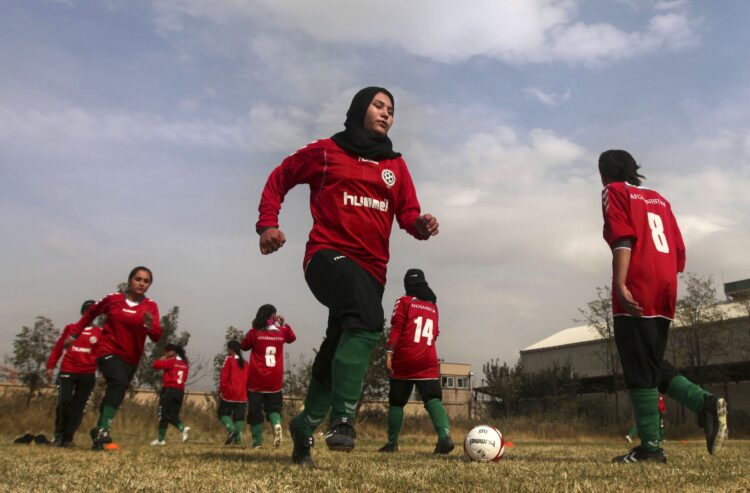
[2,0,749,386]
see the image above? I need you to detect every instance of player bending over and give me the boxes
[599,150,727,464]
[150,343,190,446]
[379,269,453,455]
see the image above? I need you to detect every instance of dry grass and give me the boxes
[1,435,748,493]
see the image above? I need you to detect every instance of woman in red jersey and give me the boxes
[68,266,162,450]
[150,343,190,446]
[599,150,727,464]
[256,87,439,465]
[218,340,250,445]
[241,304,296,448]
[46,299,101,447]
[378,269,453,455]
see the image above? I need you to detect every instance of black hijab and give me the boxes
[404,268,437,304]
[331,86,401,161]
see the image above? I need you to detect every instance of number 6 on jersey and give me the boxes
[413,316,434,346]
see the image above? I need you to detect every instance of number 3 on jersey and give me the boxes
[647,212,670,253]
[413,316,434,346]
[265,346,276,367]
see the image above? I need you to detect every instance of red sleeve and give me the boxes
[47,325,71,370]
[602,184,636,248]
[240,329,254,351]
[147,301,162,342]
[394,162,424,239]
[284,324,296,343]
[152,359,171,370]
[256,146,320,233]
[219,357,230,396]
[69,295,111,336]
[670,208,686,273]
[387,298,408,350]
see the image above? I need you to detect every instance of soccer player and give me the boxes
[378,269,453,455]
[46,299,102,447]
[150,343,190,446]
[599,150,728,463]
[67,266,162,450]
[241,304,296,449]
[218,340,250,445]
[256,87,439,465]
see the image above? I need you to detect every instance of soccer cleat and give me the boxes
[274,423,283,449]
[625,435,633,444]
[699,395,728,455]
[224,430,239,446]
[325,417,356,452]
[150,439,166,446]
[433,436,455,455]
[290,418,314,466]
[181,426,190,443]
[612,446,667,464]
[90,427,112,450]
[378,441,399,453]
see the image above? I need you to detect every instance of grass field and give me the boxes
[1,435,748,493]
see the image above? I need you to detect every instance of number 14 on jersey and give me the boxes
[413,316,434,346]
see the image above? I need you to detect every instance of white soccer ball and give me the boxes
[463,425,505,462]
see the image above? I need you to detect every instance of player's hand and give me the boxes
[415,214,439,238]
[63,336,75,348]
[143,311,153,330]
[385,352,393,373]
[260,227,287,255]
[615,284,643,317]
[45,368,54,381]
[275,314,285,326]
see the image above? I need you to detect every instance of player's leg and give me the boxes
[659,353,727,454]
[92,355,136,448]
[379,379,412,452]
[152,388,169,444]
[611,317,665,463]
[65,373,95,445]
[264,392,284,448]
[55,374,74,445]
[247,391,265,447]
[417,379,453,454]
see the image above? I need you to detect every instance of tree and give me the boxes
[212,326,245,394]
[674,273,726,385]
[577,285,621,424]
[283,352,313,399]
[482,358,521,418]
[360,329,390,403]
[11,316,59,406]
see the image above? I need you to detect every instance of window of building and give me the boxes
[441,376,454,388]
[455,377,469,389]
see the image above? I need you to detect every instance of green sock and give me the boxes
[666,375,707,414]
[219,416,235,433]
[297,376,332,436]
[177,422,185,432]
[98,405,117,430]
[425,398,450,440]
[233,421,244,443]
[387,406,404,443]
[268,412,281,427]
[251,423,264,445]
[627,425,638,438]
[330,329,381,421]
[630,388,661,451]
[158,426,167,441]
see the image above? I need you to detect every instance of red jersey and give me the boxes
[256,138,426,284]
[241,323,296,393]
[387,296,440,380]
[152,356,189,391]
[219,355,249,402]
[69,293,162,366]
[602,182,685,319]
[47,324,102,374]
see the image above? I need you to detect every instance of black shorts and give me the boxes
[388,378,442,408]
[247,391,283,425]
[97,354,137,408]
[305,249,385,385]
[217,400,247,422]
[614,316,679,391]
[158,387,184,425]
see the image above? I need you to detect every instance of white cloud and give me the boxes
[522,87,572,106]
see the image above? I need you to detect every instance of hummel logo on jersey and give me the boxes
[333,255,346,261]
[381,169,396,187]
[343,192,389,212]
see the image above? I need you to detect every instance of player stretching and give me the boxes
[150,343,190,446]
[46,300,101,447]
[68,266,162,450]
[256,87,439,465]
[241,304,296,449]
[218,340,250,445]
[378,269,453,455]
[599,150,727,463]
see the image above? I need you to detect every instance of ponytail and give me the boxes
[227,340,244,368]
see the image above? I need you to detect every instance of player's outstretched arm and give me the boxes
[414,214,439,239]
[259,227,287,255]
